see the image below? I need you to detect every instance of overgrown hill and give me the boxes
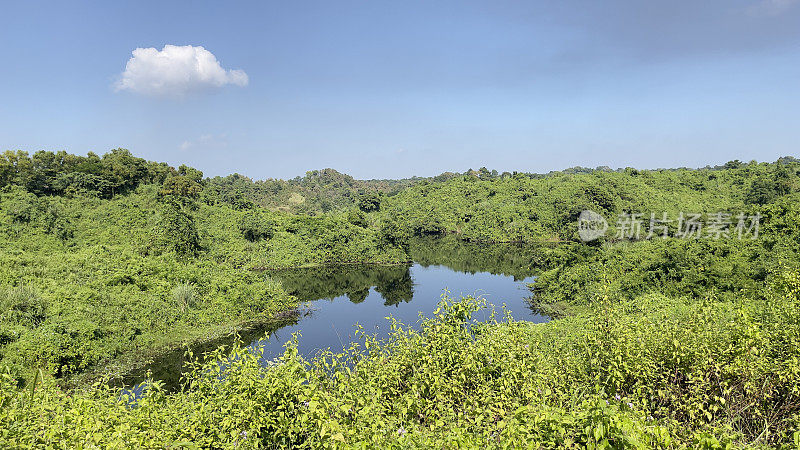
[3,149,800,446]
[208,168,444,214]
[0,149,409,383]
[379,159,799,242]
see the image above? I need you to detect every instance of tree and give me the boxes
[101,148,147,196]
[177,165,204,183]
[723,160,743,170]
[377,215,411,249]
[583,183,616,212]
[145,161,176,184]
[73,151,103,175]
[150,198,201,255]
[160,176,202,200]
[358,191,382,212]
[27,151,61,195]
[0,153,13,188]
[746,167,793,205]
[53,172,112,198]
[347,209,368,228]
[1,151,33,188]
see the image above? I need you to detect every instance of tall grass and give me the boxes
[0,286,47,327]
[171,283,198,313]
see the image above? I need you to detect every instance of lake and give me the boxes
[121,236,548,391]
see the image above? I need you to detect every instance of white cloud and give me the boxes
[115,45,248,97]
[746,0,799,16]
[179,133,228,151]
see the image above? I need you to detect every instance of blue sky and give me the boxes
[1,1,799,179]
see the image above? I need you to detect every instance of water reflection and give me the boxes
[272,264,414,306]
[408,235,543,281]
[270,234,545,308]
[122,236,548,392]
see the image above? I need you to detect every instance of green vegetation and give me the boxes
[0,149,408,385]
[379,159,797,243]
[2,289,799,447]
[207,168,435,215]
[2,149,800,447]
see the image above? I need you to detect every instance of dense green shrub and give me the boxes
[2,186,38,223]
[10,319,110,377]
[357,191,382,212]
[0,167,407,382]
[0,286,47,327]
[239,211,276,242]
[159,175,202,199]
[2,290,799,447]
[40,202,74,240]
[149,199,201,256]
[376,160,800,243]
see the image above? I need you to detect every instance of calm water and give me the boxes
[257,262,545,361]
[122,237,548,390]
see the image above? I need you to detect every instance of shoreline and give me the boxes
[65,308,302,391]
[64,236,556,390]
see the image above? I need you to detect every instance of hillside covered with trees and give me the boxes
[1,149,800,447]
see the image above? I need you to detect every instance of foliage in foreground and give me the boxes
[2,285,800,448]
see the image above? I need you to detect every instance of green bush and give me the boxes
[149,199,201,255]
[3,290,800,447]
[239,211,276,242]
[0,286,47,327]
[159,175,202,199]
[2,186,38,223]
